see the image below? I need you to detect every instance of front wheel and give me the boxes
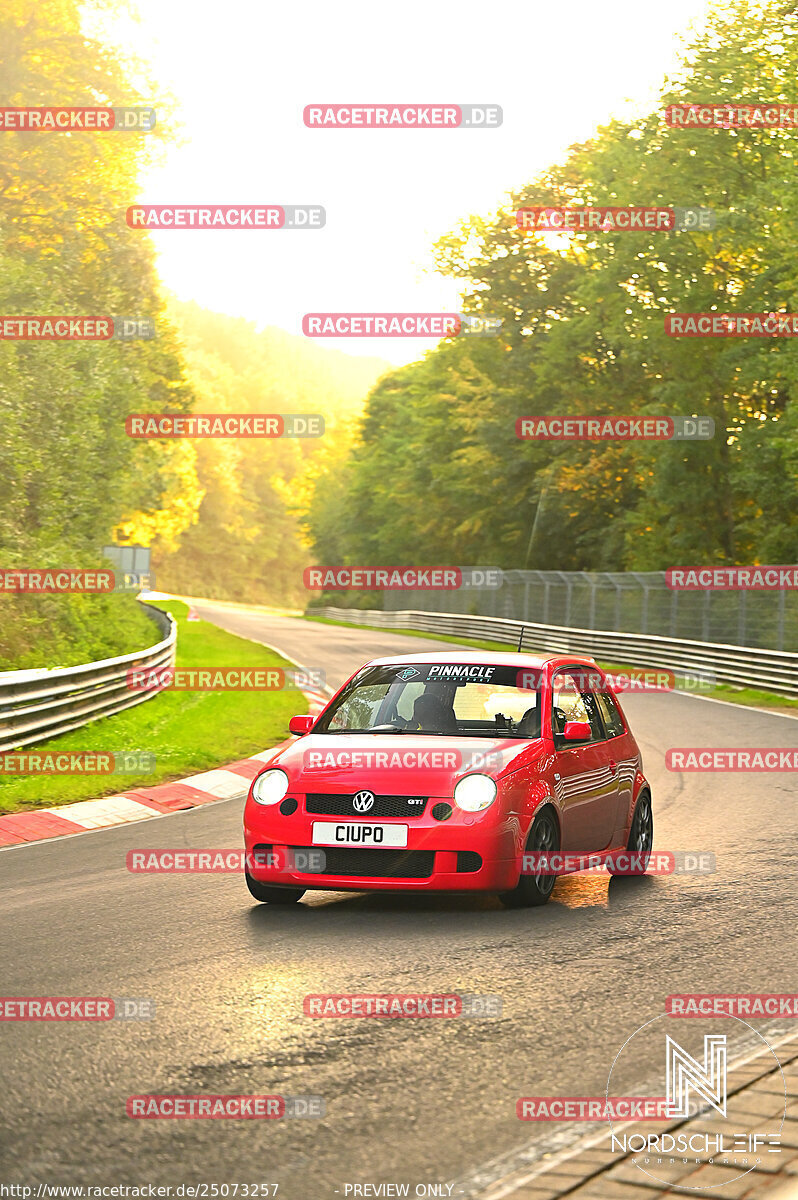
[499,807,559,908]
[245,871,306,904]
[608,793,653,874]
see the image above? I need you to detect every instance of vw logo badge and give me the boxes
[353,790,375,813]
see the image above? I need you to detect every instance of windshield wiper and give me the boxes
[314,726,535,738]
[314,725,408,734]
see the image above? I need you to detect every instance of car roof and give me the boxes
[362,649,598,670]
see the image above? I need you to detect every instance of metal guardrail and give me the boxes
[315,607,798,697]
[382,568,798,652]
[0,604,177,753]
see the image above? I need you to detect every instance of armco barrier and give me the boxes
[0,604,176,753]
[383,568,798,652]
[313,607,798,697]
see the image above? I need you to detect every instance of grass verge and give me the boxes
[0,600,305,814]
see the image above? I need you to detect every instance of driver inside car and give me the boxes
[410,690,457,733]
[517,702,541,738]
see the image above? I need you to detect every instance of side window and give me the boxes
[327,684,389,730]
[596,691,626,738]
[581,691,605,742]
[552,670,604,742]
[552,673,588,734]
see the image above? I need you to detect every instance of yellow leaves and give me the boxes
[0,0,162,256]
[4,0,79,27]
[116,442,204,554]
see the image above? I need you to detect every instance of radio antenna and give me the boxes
[517,625,525,652]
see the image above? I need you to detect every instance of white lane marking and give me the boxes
[180,769,251,798]
[0,791,246,852]
[39,796,158,829]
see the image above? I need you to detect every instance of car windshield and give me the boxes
[313,663,542,739]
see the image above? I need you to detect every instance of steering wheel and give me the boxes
[372,716,412,731]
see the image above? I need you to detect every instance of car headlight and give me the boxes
[251,769,290,806]
[453,774,497,812]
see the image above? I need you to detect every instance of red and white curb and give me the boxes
[0,689,329,849]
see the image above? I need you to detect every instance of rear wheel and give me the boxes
[608,792,653,874]
[245,871,305,904]
[499,807,559,908]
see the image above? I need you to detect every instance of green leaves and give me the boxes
[0,0,193,660]
[307,0,798,573]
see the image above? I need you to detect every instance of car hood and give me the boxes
[267,732,546,795]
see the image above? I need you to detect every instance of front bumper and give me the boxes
[244,795,521,892]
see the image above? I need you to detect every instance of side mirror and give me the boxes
[563,720,591,742]
[289,714,314,736]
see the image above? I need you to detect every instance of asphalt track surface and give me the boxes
[2,602,797,1194]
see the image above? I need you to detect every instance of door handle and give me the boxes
[609,760,618,776]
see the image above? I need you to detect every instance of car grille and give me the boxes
[305,793,428,818]
[291,846,435,879]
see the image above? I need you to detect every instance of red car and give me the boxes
[243,651,652,907]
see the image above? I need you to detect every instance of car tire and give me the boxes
[245,872,306,904]
[499,807,559,908]
[608,792,653,875]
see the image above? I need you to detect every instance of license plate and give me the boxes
[311,821,408,848]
